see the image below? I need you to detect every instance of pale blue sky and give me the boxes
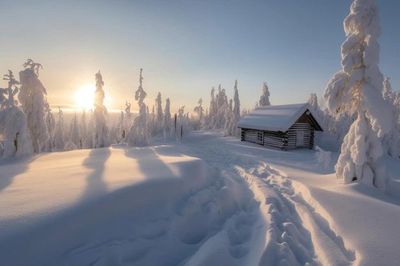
[0,0,399,112]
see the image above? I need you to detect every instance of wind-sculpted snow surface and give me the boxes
[0,145,261,266]
[3,131,400,265]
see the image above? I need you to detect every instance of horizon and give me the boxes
[1,0,400,113]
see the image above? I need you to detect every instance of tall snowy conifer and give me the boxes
[0,70,33,157]
[382,77,400,157]
[18,60,50,153]
[259,82,271,107]
[155,92,163,130]
[164,98,172,136]
[128,68,149,146]
[53,108,65,151]
[232,80,241,135]
[324,0,392,189]
[194,98,204,125]
[93,71,109,148]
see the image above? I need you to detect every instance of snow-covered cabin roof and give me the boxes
[238,103,322,132]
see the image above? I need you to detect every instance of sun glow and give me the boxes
[73,84,113,111]
[74,84,95,110]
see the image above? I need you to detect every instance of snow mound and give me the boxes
[0,146,254,266]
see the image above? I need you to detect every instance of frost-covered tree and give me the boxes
[93,71,109,148]
[86,111,95,148]
[224,99,234,136]
[125,101,132,119]
[53,108,65,151]
[232,80,241,136]
[208,87,217,128]
[259,82,271,107]
[164,98,172,136]
[155,92,163,130]
[117,110,126,143]
[18,60,50,153]
[0,71,33,157]
[69,113,80,148]
[44,103,55,150]
[80,110,88,148]
[308,93,326,124]
[128,68,149,146]
[324,0,392,190]
[211,84,229,129]
[194,98,204,128]
[381,77,400,157]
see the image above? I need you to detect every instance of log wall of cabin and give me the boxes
[287,123,313,149]
[241,128,288,150]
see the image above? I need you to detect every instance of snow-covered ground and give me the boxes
[1,131,399,266]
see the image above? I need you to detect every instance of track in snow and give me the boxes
[181,132,357,265]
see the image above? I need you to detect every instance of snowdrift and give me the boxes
[0,146,251,266]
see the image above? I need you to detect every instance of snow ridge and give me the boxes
[235,163,356,266]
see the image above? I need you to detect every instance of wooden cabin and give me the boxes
[237,103,323,150]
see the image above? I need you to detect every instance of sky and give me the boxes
[0,0,399,112]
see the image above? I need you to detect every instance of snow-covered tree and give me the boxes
[44,103,55,150]
[117,110,126,143]
[53,108,65,151]
[381,77,400,157]
[259,82,271,107]
[93,71,109,148]
[308,93,325,124]
[324,0,392,190]
[224,98,234,136]
[164,98,172,136]
[208,87,217,128]
[18,60,50,153]
[86,111,95,148]
[80,110,88,148]
[155,92,163,130]
[127,68,149,146]
[0,70,33,157]
[232,80,241,136]
[69,113,80,148]
[194,98,204,128]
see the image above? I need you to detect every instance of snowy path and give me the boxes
[177,132,356,266]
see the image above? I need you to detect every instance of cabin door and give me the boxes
[296,130,305,147]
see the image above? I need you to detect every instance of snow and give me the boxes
[238,103,321,132]
[1,131,400,265]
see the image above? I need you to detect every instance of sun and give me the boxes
[74,84,95,110]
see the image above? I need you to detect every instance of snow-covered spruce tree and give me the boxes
[53,108,65,151]
[208,87,217,129]
[214,85,228,129]
[164,98,172,136]
[155,92,163,132]
[308,93,326,126]
[193,98,204,129]
[324,0,392,189]
[80,110,88,148]
[117,110,126,143]
[259,82,271,107]
[44,103,55,150]
[124,101,132,132]
[86,110,95,148]
[382,77,400,157]
[127,68,149,146]
[224,98,234,136]
[93,71,109,148]
[232,80,241,136]
[69,113,80,148]
[0,70,33,157]
[18,60,50,153]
